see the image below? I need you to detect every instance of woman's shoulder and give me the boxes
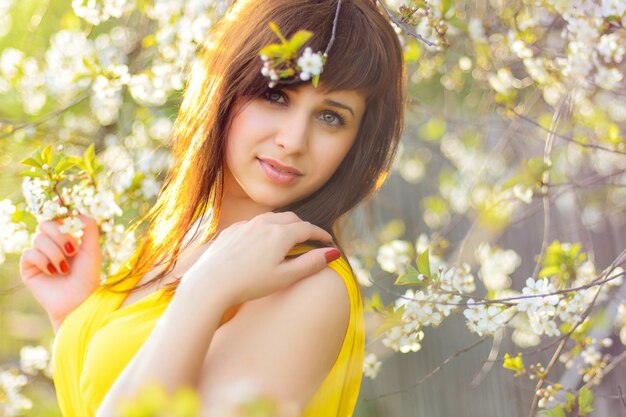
[288,242,357,287]
[197,244,356,411]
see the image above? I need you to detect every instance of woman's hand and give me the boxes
[19,214,102,329]
[179,211,340,308]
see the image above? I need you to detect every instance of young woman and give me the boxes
[19,0,405,415]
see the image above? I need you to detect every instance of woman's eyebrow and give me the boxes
[322,99,355,117]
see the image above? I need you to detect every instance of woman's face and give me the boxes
[223,83,366,211]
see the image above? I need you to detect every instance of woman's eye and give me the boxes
[263,89,286,104]
[320,111,345,127]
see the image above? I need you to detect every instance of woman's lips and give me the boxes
[257,158,301,185]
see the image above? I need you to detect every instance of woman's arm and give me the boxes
[95,280,231,417]
[96,212,339,416]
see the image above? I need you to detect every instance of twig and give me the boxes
[508,168,626,226]
[0,283,24,296]
[365,336,489,401]
[529,94,567,282]
[323,0,343,57]
[619,386,626,412]
[469,328,503,388]
[367,259,625,307]
[527,277,602,417]
[0,92,89,140]
[508,107,626,156]
[376,0,438,47]
[582,349,626,391]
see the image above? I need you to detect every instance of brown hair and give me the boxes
[104,0,406,294]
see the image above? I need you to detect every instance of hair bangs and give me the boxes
[225,0,393,101]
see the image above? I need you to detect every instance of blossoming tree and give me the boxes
[1,0,625,416]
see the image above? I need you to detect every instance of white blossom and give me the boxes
[141,177,161,199]
[513,184,533,204]
[44,30,96,99]
[129,72,169,106]
[72,0,135,26]
[59,216,86,240]
[581,345,601,366]
[468,17,487,42]
[0,200,30,263]
[0,48,24,79]
[377,240,412,274]
[440,263,476,294]
[347,256,372,287]
[597,33,625,63]
[297,47,324,81]
[557,289,591,323]
[476,243,520,291]
[21,177,48,214]
[101,221,136,276]
[19,346,50,376]
[528,316,560,337]
[595,66,623,90]
[363,353,382,379]
[516,278,559,315]
[488,68,519,95]
[463,301,511,336]
[382,321,425,353]
[41,200,69,220]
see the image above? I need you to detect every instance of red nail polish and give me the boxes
[64,242,75,254]
[60,260,70,274]
[325,249,341,263]
[47,263,56,274]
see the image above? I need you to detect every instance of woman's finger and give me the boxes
[20,248,57,277]
[32,233,70,275]
[37,220,79,257]
[277,247,341,283]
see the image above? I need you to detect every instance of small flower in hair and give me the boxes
[259,22,326,88]
[297,47,324,81]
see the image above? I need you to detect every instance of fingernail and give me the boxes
[325,249,341,263]
[64,242,75,254]
[60,260,70,274]
[47,263,56,274]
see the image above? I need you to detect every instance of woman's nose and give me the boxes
[274,113,309,153]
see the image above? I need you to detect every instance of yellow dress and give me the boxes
[52,246,365,416]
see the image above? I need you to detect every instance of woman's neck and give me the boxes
[216,191,274,232]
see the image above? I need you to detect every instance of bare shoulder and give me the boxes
[197,264,351,413]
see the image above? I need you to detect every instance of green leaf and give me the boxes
[419,118,446,142]
[403,39,422,63]
[20,157,42,169]
[54,157,76,174]
[312,74,320,88]
[269,22,287,43]
[288,30,313,51]
[41,144,53,165]
[540,405,566,417]
[442,0,454,15]
[394,268,425,286]
[417,249,431,279]
[564,392,576,412]
[538,265,562,278]
[364,291,384,313]
[578,386,593,416]
[84,144,96,174]
[19,170,45,178]
[259,43,287,59]
[373,305,405,338]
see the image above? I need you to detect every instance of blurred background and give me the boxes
[1,0,625,416]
